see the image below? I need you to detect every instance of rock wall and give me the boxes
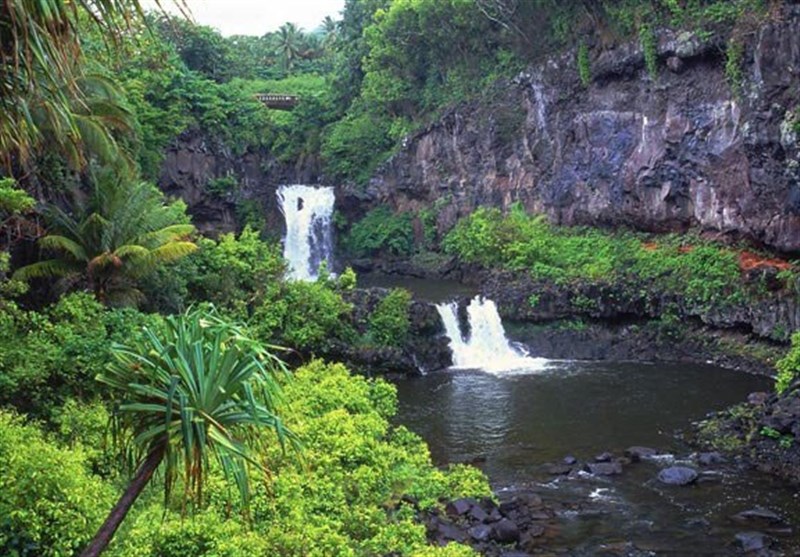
[367,10,800,252]
[158,132,321,237]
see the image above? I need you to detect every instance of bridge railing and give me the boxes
[255,94,299,109]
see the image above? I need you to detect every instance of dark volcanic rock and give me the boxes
[586,461,623,476]
[732,508,784,525]
[468,524,493,542]
[369,9,800,254]
[735,531,768,552]
[696,451,726,466]
[625,446,657,462]
[657,466,699,485]
[594,452,614,462]
[492,518,521,543]
[446,498,475,517]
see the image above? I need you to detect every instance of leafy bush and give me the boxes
[0,293,161,417]
[111,361,488,556]
[185,227,286,316]
[366,288,412,348]
[776,332,800,393]
[0,411,115,557]
[343,207,415,257]
[251,279,354,353]
[444,204,745,308]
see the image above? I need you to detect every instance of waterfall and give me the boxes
[436,296,550,374]
[277,185,335,280]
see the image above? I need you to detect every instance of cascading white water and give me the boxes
[436,296,550,374]
[277,185,335,280]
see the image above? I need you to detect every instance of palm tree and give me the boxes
[276,22,303,70]
[0,0,187,168]
[80,308,298,557]
[14,171,197,304]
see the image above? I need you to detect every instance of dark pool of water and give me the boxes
[393,361,800,554]
[357,273,478,302]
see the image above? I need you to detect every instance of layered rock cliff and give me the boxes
[366,9,800,253]
[158,133,321,236]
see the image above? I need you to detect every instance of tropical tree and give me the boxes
[0,0,186,168]
[80,308,298,557]
[276,22,303,70]
[14,171,196,304]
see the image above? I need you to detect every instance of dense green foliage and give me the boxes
[252,278,355,353]
[444,204,755,309]
[0,293,160,418]
[0,411,115,557]
[111,360,487,557]
[776,332,800,393]
[343,206,415,257]
[366,288,412,348]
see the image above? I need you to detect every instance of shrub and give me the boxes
[0,293,161,417]
[444,205,746,308]
[776,332,800,393]
[111,361,489,556]
[251,279,354,352]
[366,288,412,348]
[185,227,286,316]
[343,206,414,257]
[0,411,115,557]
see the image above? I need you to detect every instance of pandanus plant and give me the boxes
[80,308,298,557]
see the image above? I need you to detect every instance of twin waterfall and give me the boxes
[275,186,543,373]
[277,185,335,281]
[437,297,549,374]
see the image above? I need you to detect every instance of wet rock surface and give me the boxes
[657,466,699,486]
[700,382,800,484]
[367,9,800,254]
[423,492,556,556]
[427,448,798,556]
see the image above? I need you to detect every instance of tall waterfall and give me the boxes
[277,185,335,280]
[436,296,550,373]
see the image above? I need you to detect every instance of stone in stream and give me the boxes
[625,446,657,462]
[697,451,726,466]
[732,508,784,525]
[492,518,521,543]
[657,466,698,485]
[563,455,578,465]
[748,392,769,405]
[586,461,623,475]
[594,451,614,462]
[546,462,573,475]
[735,531,769,552]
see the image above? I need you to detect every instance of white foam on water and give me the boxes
[436,296,551,374]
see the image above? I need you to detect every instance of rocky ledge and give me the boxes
[698,381,800,484]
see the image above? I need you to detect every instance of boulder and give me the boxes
[657,466,698,486]
[735,531,768,552]
[587,461,623,475]
[625,446,657,462]
[492,518,521,543]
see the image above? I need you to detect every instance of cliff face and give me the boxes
[158,133,321,236]
[368,10,800,252]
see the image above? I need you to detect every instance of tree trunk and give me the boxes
[80,446,165,557]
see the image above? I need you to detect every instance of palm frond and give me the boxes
[13,259,79,281]
[38,235,88,261]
